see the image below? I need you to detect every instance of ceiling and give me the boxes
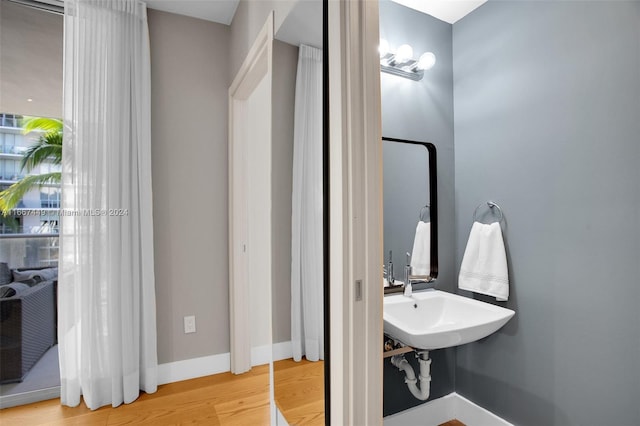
[7,0,241,24]
[146,0,322,49]
[144,0,485,27]
[390,0,487,24]
[11,0,484,26]
[275,0,322,49]
[145,0,240,25]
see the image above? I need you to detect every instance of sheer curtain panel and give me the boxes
[59,0,158,409]
[291,44,324,362]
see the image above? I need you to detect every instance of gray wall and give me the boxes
[379,0,456,415]
[453,2,640,425]
[148,9,230,363]
[229,0,297,79]
[271,39,297,344]
[0,1,62,118]
[150,1,298,364]
[230,0,300,346]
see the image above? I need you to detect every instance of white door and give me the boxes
[245,75,272,363]
[229,14,273,375]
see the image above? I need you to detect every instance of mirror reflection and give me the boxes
[383,137,437,294]
[272,1,325,425]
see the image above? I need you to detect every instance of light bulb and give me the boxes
[379,39,389,58]
[395,44,413,63]
[416,52,436,70]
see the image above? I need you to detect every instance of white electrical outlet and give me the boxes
[184,315,196,334]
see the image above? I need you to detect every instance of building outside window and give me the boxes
[0,113,61,235]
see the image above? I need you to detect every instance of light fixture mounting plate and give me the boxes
[381,64,424,81]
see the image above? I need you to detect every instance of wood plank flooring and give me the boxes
[273,358,324,426]
[0,365,270,425]
[439,420,466,426]
[1,360,461,426]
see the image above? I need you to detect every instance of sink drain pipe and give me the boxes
[390,350,431,401]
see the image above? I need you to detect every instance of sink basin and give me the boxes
[383,289,515,350]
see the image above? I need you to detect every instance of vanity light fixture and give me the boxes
[379,39,436,81]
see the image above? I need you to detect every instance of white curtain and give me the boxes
[291,45,323,362]
[59,0,157,410]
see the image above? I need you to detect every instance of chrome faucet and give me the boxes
[387,250,395,285]
[404,252,432,297]
[404,252,413,297]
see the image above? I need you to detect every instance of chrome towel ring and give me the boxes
[473,201,504,223]
[419,204,430,222]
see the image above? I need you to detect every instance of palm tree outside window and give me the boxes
[0,114,62,234]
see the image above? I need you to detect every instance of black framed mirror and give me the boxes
[382,137,437,293]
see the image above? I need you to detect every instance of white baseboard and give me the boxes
[383,392,512,426]
[0,386,61,409]
[251,344,273,366]
[272,341,293,361]
[384,393,456,426]
[454,393,513,426]
[251,340,293,366]
[158,341,294,385]
[157,352,231,385]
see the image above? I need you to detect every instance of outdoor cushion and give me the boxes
[0,286,15,298]
[13,268,57,283]
[0,283,31,298]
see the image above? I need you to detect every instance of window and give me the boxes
[0,113,23,128]
[40,187,61,209]
[0,113,61,234]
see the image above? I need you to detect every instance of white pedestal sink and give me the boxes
[383,289,515,350]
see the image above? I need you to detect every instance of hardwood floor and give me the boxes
[1,361,459,426]
[273,358,324,426]
[0,365,270,425]
[439,420,466,426]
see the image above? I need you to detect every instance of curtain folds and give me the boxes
[291,44,324,362]
[59,0,157,410]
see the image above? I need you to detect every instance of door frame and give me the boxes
[328,0,384,424]
[228,12,274,375]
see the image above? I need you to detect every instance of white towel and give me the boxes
[410,221,431,276]
[459,221,509,301]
